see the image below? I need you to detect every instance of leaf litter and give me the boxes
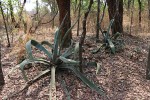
[1,30,150,100]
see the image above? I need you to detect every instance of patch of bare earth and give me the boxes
[1,29,150,100]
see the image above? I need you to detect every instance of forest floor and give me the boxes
[1,27,150,100]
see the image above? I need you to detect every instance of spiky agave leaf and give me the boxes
[41,40,54,50]
[74,42,79,59]
[106,19,114,36]
[61,41,74,58]
[53,29,60,62]
[59,56,80,64]
[60,16,81,50]
[59,65,106,96]
[49,66,56,100]
[107,39,115,54]
[28,69,50,84]
[96,63,101,75]
[19,58,50,81]
[61,80,71,100]
[19,59,33,81]
[26,40,52,60]
[111,32,120,40]
[53,13,69,59]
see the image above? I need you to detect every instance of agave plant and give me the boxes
[6,20,106,100]
[93,19,124,54]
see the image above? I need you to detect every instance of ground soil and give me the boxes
[1,28,150,100]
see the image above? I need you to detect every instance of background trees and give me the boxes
[1,0,150,99]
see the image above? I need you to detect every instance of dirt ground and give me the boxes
[1,27,150,100]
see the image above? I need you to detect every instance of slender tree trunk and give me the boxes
[79,0,93,72]
[74,0,78,13]
[130,0,134,34]
[51,0,57,29]
[56,0,72,47]
[0,41,5,85]
[8,0,16,23]
[96,0,101,42]
[148,0,150,29]
[15,0,26,29]
[146,47,150,80]
[6,8,9,24]
[126,0,132,16]
[18,0,26,22]
[106,0,123,34]
[149,0,150,19]
[128,0,132,11]
[99,2,106,33]
[36,0,39,21]
[0,1,10,47]
[138,0,142,27]
[77,0,81,36]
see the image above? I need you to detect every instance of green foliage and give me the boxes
[93,19,124,54]
[124,0,147,11]
[71,0,106,12]
[134,0,146,10]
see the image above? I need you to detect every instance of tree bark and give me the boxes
[0,1,10,47]
[0,42,4,85]
[16,0,27,29]
[148,0,150,28]
[36,0,39,21]
[130,0,134,34]
[8,0,16,23]
[146,47,150,80]
[96,0,101,42]
[56,0,72,47]
[106,0,123,34]
[77,0,81,36]
[79,0,93,72]
[138,0,142,27]
[128,0,132,10]
[51,0,57,29]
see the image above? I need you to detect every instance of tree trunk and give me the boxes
[0,42,5,85]
[51,0,57,29]
[16,0,27,29]
[106,0,123,34]
[146,47,150,80]
[0,1,10,47]
[79,0,93,72]
[8,0,16,23]
[148,0,150,19]
[19,0,26,22]
[77,0,81,36]
[138,0,142,27]
[148,0,150,28]
[128,0,132,11]
[99,2,106,33]
[74,0,78,13]
[96,0,101,42]
[56,0,72,47]
[130,0,134,34]
[36,0,39,21]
